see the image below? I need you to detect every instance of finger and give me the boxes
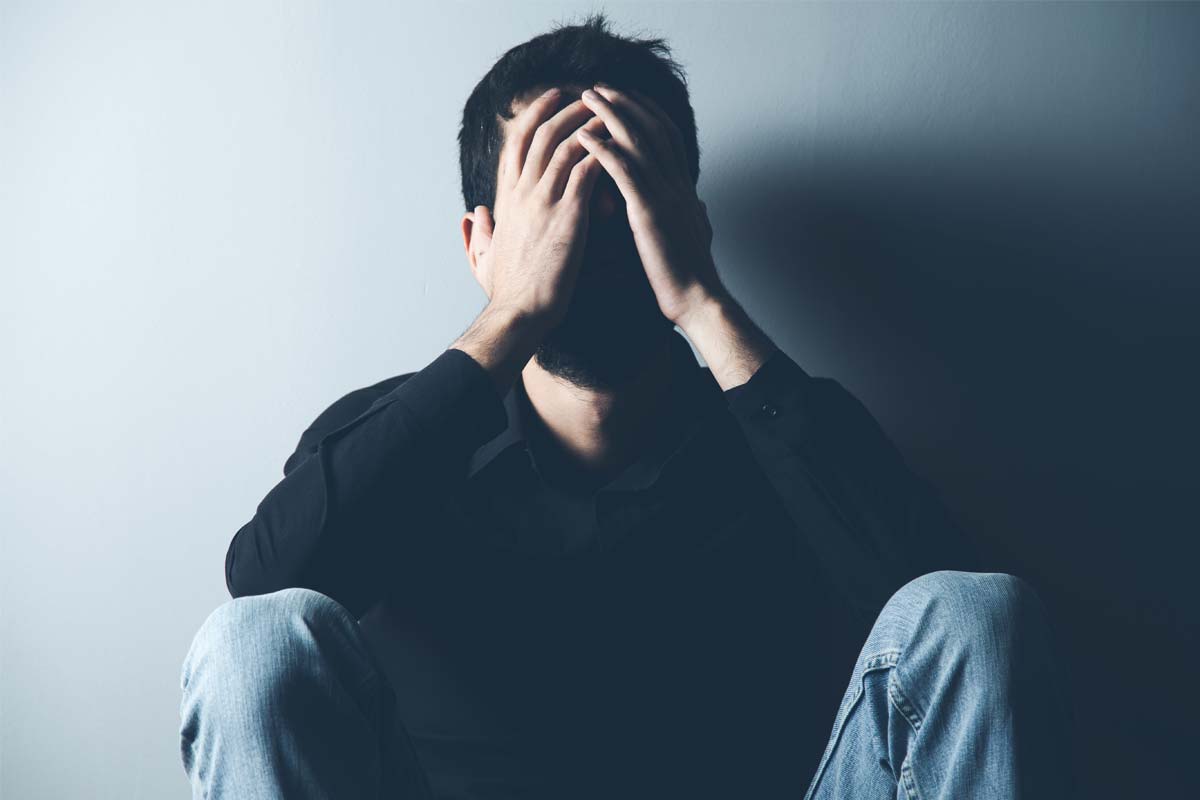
[575,127,644,204]
[521,98,597,190]
[623,87,691,184]
[579,88,653,172]
[499,87,564,192]
[544,115,607,200]
[472,205,495,260]
[591,84,681,184]
[563,151,604,207]
[472,205,496,293]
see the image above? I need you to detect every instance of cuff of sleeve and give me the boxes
[364,347,509,457]
[723,347,812,422]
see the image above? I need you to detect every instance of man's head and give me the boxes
[457,13,701,390]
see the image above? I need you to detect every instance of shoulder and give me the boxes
[306,372,417,432]
[282,371,419,475]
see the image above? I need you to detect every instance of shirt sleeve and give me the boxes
[225,347,509,618]
[724,348,979,625]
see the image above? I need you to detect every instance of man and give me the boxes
[180,14,1070,800]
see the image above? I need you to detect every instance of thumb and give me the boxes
[472,206,497,297]
[473,205,495,260]
[477,205,495,238]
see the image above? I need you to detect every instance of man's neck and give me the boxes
[518,338,673,491]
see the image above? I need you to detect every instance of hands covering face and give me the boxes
[575,84,726,327]
[470,83,725,338]
[471,87,608,332]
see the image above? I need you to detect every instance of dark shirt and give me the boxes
[225,329,975,800]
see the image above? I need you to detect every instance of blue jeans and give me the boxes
[179,571,1070,799]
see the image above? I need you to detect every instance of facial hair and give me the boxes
[533,220,675,391]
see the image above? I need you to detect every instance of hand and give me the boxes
[468,87,609,332]
[575,84,727,327]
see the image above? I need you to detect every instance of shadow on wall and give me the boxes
[710,127,1198,796]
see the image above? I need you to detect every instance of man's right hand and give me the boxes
[475,86,608,328]
[452,87,608,392]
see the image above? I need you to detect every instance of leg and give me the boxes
[804,571,1072,800]
[179,587,433,800]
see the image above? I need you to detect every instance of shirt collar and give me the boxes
[465,328,725,489]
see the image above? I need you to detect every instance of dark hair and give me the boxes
[457,12,700,212]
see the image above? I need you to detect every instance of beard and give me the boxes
[533,223,674,391]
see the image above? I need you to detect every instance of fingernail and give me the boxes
[577,129,596,142]
[582,89,599,101]
[543,87,560,98]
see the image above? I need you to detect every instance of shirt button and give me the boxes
[761,401,778,417]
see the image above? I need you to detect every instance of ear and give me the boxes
[461,205,496,296]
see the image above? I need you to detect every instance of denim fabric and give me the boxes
[179,587,433,800]
[804,571,1072,800]
[179,572,1069,799]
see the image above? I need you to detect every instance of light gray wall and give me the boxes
[2,2,1196,797]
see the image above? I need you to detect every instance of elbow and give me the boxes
[224,520,279,600]
[223,516,328,603]
[224,527,251,599]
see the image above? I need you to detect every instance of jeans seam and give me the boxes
[803,649,901,800]
[898,756,921,800]
[888,669,926,800]
[887,671,924,733]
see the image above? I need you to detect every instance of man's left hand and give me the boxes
[576,84,726,329]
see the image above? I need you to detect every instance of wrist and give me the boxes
[452,303,547,395]
[482,301,552,343]
[673,287,733,339]
[678,292,777,391]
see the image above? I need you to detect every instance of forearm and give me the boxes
[227,327,514,615]
[673,284,975,620]
[676,290,778,391]
[697,307,977,620]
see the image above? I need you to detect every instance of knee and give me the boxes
[885,571,1051,673]
[180,587,356,705]
[897,570,1043,628]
